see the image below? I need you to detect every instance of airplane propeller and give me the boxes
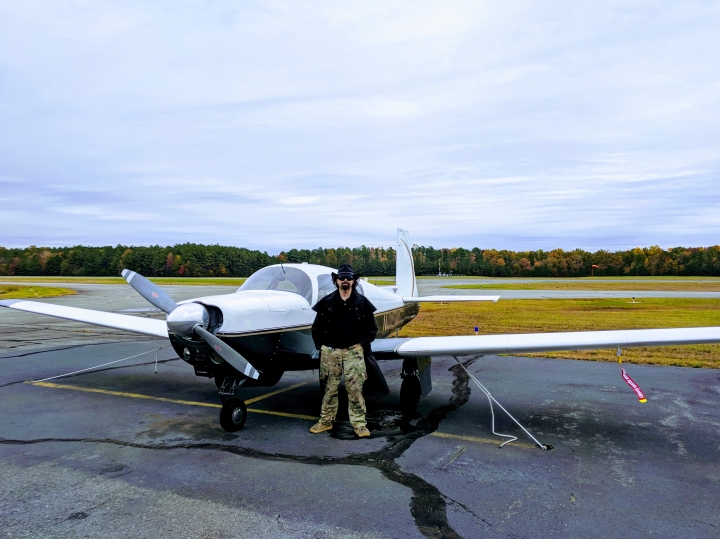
[122,269,260,379]
[121,269,178,313]
[194,326,260,379]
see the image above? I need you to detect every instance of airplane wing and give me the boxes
[0,299,168,339]
[402,295,500,303]
[373,327,720,358]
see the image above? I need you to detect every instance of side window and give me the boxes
[317,274,335,300]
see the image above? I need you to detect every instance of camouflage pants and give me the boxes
[319,344,367,429]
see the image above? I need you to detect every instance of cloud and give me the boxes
[0,1,719,251]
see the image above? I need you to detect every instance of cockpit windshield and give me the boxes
[238,267,313,304]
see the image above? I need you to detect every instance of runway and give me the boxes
[1,284,719,538]
[416,278,720,299]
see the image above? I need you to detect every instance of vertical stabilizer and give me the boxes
[396,228,417,297]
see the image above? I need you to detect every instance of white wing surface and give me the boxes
[0,299,168,338]
[393,327,720,357]
[402,295,500,303]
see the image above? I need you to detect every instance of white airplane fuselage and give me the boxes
[167,263,419,386]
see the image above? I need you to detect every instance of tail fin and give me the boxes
[396,228,417,297]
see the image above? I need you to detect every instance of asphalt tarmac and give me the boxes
[1,284,719,538]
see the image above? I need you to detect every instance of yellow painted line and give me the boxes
[430,431,538,449]
[29,381,223,408]
[27,381,315,421]
[28,382,539,441]
[246,409,317,421]
[244,381,309,405]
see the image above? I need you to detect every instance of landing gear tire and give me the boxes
[219,398,247,432]
[400,376,422,411]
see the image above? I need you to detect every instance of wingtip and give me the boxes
[0,299,23,307]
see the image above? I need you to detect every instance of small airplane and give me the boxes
[3,229,720,433]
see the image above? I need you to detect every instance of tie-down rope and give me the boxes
[453,357,548,449]
[33,345,173,383]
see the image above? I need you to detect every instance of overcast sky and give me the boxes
[1,1,719,252]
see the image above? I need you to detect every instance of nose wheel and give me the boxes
[219,398,247,431]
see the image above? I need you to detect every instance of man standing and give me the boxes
[309,264,378,438]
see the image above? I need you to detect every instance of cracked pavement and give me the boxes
[1,283,720,538]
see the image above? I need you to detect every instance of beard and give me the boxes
[340,282,351,291]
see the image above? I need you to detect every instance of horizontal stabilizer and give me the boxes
[393,326,720,357]
[402,295,500,303]
[0,300,168,339]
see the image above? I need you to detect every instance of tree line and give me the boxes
[1,243,720,277]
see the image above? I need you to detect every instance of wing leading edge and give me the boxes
[0,299,168,339]
[382,326,720,357]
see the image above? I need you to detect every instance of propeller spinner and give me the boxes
[122,269,259,379]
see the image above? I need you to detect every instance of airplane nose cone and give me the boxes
[166,303,210,338]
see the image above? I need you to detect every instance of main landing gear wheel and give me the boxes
[219,398,247,432]
[400,376,422,411]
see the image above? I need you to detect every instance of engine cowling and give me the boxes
[166,302,209,338]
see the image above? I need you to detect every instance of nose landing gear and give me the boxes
[218,377,247,432]
[220,398,247,431]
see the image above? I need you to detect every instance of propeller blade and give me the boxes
[194,326,260,380]
[121,269,178,314]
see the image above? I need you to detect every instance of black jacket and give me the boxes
[311,288,389,397]
[311,288,378,350]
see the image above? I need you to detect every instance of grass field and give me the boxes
[2,277,718,368]
[444,281,720,291]
[0,285,76,299]
[397,298,720,368]
[0,276,247,286]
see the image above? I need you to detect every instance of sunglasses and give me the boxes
[336,275,354,281]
